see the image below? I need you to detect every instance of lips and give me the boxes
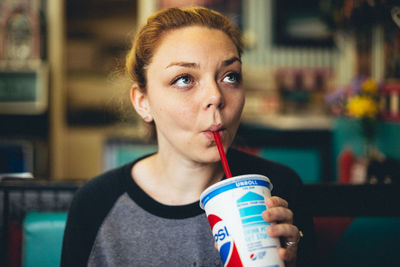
[207,124,223,132]
[203,124,225,140]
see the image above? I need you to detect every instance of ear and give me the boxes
[130,84,153,123]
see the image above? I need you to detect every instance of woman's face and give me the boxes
[143,26,245,163]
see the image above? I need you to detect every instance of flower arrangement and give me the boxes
[325,76,381,152]
[346,78,380,117]
[326,76,380,115]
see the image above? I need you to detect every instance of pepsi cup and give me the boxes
[200,174,284,267]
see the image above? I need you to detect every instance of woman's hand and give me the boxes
[262,196,301,267]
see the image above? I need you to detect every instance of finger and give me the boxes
[269,225,300,264]
[266,196,288,209]
[267,223,299,241]
[278,246,298,264]
[262,207,293,224]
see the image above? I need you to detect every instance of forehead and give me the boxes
[152,26,238,61]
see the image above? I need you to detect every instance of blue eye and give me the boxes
[223,72,241,84]
[172,74,193,88]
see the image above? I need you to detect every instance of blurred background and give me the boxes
[1,1,400,266]
[1,0,399,184]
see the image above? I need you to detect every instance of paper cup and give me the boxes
[200,174,284,267]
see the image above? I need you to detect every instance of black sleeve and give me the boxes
[260,158,317,267]
[61,183,98,267]
[261,158,318,267]
[291,179,318,267]
[61,167,127,267]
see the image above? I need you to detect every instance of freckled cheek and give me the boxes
[177,105,201,129]
[155,103,199,130]
[226,93,245,118]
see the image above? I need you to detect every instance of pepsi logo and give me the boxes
[250,251,267,262]
[208,214,243,267]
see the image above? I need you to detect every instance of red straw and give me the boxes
[213,131,232,178]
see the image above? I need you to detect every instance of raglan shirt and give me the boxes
[61,149,316,267]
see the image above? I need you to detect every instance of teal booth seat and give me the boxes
[328,217,400,267]
[22,212,67,267]
[260,148,321,183]
[104,141,158,171]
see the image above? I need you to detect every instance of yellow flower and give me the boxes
[361,78,378,95]
[346,96,379,118]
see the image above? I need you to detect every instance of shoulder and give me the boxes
[68,163,132,222]
[75,165,126,200]
[62,162,134,266]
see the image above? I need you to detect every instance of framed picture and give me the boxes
[273,0,334,47]
[0,0,43,61]
[0,0,47,115]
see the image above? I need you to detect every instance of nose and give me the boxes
[204,80,224,110]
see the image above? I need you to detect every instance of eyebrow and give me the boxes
[166,62,199,69]
[222,57,241,67]
[165,56,241,69]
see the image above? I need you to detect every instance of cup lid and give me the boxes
[199,174,272,209]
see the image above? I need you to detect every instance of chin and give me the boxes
[195,149,223,164]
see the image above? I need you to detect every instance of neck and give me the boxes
[132,149,224,206]
[153,150,223,202]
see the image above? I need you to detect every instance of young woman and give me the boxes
[62,7,315,267]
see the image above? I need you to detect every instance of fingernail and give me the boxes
[264,210,271,220]
[266,226,273,235]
